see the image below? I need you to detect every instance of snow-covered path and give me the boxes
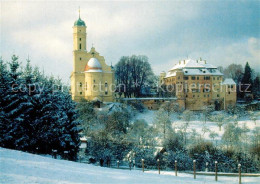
[0,147,259,184]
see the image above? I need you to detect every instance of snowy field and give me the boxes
[134,110,260,140]
[0,147,259,184]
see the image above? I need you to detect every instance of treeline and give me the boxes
[115,55,156,98]
[218,62,260,100]
[0,55,81,160]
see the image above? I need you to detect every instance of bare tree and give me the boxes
[115,55,155,98]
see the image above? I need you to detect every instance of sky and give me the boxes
[1,0,260,83]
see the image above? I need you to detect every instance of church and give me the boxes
[70,13,115,102]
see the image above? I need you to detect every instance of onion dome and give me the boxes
[74,17,86,26]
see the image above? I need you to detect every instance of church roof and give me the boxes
[74,17,86,26]
[84,57,102,72]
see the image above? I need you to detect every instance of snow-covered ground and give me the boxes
[0,147,259,184]
[134,110,260,140]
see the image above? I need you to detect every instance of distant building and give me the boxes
[70,13,115,102]
[160,58,236,110]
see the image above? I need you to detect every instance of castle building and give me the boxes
[160,58,236,110]
[70,14,115,102]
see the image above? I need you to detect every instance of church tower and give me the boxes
[70,10,115,103]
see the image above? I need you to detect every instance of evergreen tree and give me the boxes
[241,62,253,96]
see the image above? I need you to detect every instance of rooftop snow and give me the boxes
[222,78,236,85]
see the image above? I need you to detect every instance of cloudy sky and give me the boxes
[1,0,259,83]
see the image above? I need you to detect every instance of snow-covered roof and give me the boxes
[88,58,102,68]
[84,57,103,72]
[85,69,103,73]
[165,58,222,77]
[222,78,236,85]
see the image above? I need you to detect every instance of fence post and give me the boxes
[175,160,177,176]
[215,161,218,181]
[142,159,144,172]
[193,160,196,179]
[238,164,241,184]
[206,162,208,172]
[157,159,160,174]
[52,149,57,159]
[117,160,119,168]
[64,151,68,160]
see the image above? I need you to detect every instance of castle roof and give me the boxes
[165,59,223,78]
[222,78,236,85]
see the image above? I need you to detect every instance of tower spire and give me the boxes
[79,6,81,18]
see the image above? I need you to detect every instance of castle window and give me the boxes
[217,94,219,97]
[105,82,108,88]
[197,76,199,80]
[80,92,82,95]
[228,92,230,94]
[93,79,95,83]
[217,77,220,80]
[79,44,81,50]
[184,76,189,80]
[80,57,82,60]
[79,82,82,87]
[79,38,81,41]
[213,77,215,80]
[191,76,196,80]
[186,95,188,97]
[105,91,108,95]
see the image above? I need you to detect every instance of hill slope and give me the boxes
[0,147,258,184]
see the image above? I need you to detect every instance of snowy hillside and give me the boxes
[0,147,259,184]
[134,110,260,140]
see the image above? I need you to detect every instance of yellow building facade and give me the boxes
[160,58,236,110]
[70,15,115,102]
